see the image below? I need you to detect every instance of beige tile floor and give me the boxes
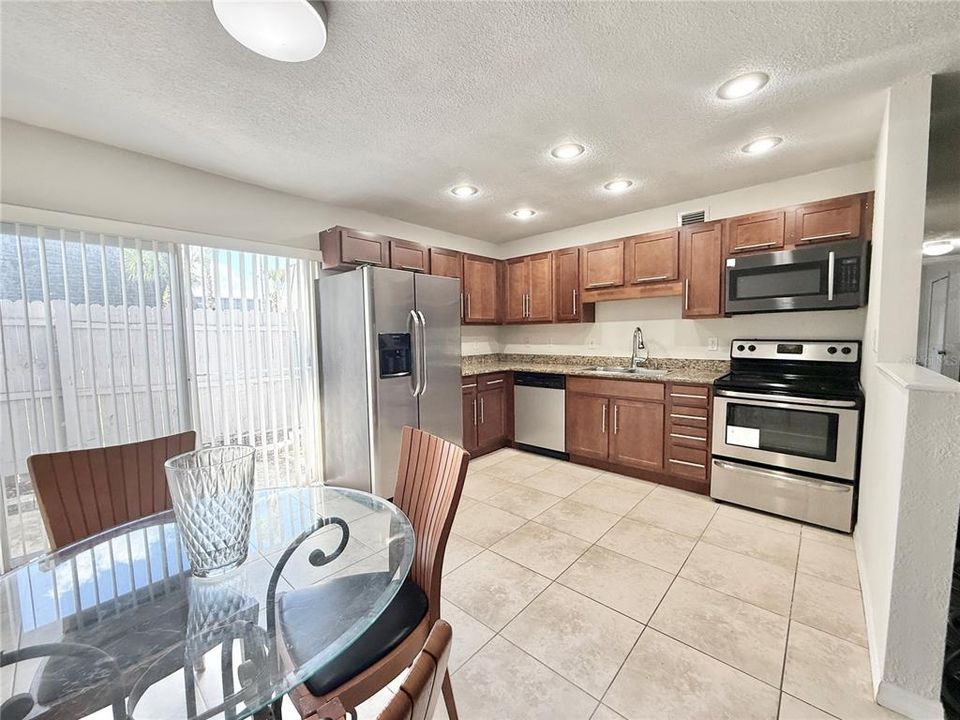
[286,449,899,720]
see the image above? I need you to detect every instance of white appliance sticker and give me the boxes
[726,425,760,448]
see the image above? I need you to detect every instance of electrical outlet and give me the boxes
[707,337,719,351]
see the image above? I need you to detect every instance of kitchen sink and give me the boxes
[580,366,669,378]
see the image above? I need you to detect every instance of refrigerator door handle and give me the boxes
[408,309,422,396]
[416,310,428,395]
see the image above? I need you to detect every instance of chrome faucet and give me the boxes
[631,326,649,368]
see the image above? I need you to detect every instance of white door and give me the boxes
[926,275,949,373]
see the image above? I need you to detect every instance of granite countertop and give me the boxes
[461,353,729,385]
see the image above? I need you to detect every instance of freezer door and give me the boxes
[414,273,463,446]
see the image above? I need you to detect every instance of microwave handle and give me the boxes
[827,251,835,302]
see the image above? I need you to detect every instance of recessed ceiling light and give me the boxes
[551,143,585,160]
[717,72,769,100]
[512,209,536,219]
[923,240,955,256]
[213,0,328,63]
[450,185,479,198]
[603,179,634,193]
[741,136,783,155]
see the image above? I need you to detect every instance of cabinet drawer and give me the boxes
[478,373,508,390]
[668,405,708,428]
[567,376,664,402]
[667,426,708,449]
[667,446,708,479]
[462,375,478,390]
[668,384,710,408]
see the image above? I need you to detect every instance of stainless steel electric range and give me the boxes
[710,339,864,532]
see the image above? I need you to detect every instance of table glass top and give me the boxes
[0,486,415,720]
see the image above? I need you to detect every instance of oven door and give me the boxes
[724,240,868,314]
[712,391,860,481]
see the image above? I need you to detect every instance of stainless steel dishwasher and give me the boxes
[513,372,567,458]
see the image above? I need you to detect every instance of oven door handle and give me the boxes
[712,459,852,492]
[715,389,858,408]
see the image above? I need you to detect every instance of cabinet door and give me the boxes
[790,195,863,245]
[610,398,664,471]
[389,239,428,272]
[582,240,624,290]
[341,230,389,267]
[554,248,581,322]
[504,258,529,323]
[627,230,679,284]
[463,255,500,324]
[681,222,723,318]
[726,210,785,254]
[429,248,463,280]
[477,387,505,447]
[526,252,554,322]
[462,384,478,452]
[565,393,609,460]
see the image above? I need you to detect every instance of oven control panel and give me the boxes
[731,340,860,363]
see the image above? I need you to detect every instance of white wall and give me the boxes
[465,161,875,358]
[0,119,500,257]
[855,75,960,720]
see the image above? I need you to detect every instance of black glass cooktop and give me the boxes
[714,371,864,402]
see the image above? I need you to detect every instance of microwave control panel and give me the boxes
[834,257,861,294]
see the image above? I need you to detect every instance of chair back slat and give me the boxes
[378,620,452,720]
[392,427,469,620]
[28,431,196,549]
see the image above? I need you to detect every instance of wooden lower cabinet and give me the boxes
[462,377,479,453]
[566,393,610,460]
[609,398,664,471]
[462,373,510,456]
[477,385,505,447]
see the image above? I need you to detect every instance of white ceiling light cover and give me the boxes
[213,0,327,62]
[717,72,769,99]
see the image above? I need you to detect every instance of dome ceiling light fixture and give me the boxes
[603,179,634,193]
[512,209,537,219]
[741,136,783,154]
[923,239,956,256]
[551,143,586,160]
[212,0,328,63]
[717,72,770,100]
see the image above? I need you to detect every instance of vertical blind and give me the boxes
[0,222,321,569]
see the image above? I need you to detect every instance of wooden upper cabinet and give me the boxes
[725,210,785,254]
[320,227,390,270]
[429,248,463,280]
[565,393,609,460]
[389,238,428,273]
[504,258,529,323]
[787,194,866,245]
[554,248,582,322]
[582,240,625,291]
[627,230,679,284]
[462,255,500,324]
[680,221,723,318]
[609,398,664,471]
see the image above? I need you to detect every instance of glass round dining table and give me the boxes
[0,486,415,720]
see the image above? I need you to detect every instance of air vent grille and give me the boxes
[678,209,707,226]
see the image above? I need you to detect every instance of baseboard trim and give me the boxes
[877,681,944,720]
[854,531,885,695]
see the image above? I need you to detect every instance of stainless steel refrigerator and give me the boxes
[317,266,462,498]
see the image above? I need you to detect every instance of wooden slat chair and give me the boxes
[312,620,453,720]
[281,426,468,720]
[27,431,197,550]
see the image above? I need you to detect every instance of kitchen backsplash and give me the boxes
[461,297,868,359]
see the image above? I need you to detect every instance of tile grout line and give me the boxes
[776,524,803,719]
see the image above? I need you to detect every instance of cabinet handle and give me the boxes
[479,397,484,424]
[462,383,477,389]
[670,433,704,442]
[485,379,504,385]
[734,242,776,251]
[670,413,704,421]
[670,393,704,399]
[572,289,577,316]
[586,281,617,289]
[613,405,619,435]
[473,399,478,427]
[669,459,706,469]
[398,265,423,271]
[524,293,530,318]
[466,293,471,319]
[601,405,607,434]
[351,259,383,266]
[798,231,850,243]
[460,292,464,320]
[633,275,669,284]
[684,278,690,310]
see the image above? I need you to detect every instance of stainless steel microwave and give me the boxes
[724,239,870,315]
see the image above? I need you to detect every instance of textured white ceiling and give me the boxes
[2,1,959,243]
